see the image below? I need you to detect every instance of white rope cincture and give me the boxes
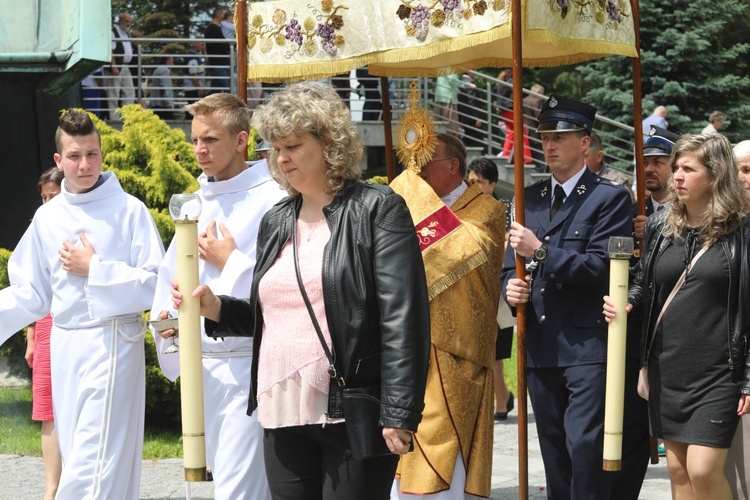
[91,316,145,499]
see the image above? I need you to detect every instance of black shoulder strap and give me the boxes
[292,217,346,388]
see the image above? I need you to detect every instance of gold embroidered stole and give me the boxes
[390,170,489,301]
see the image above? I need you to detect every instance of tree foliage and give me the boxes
[579,0,750,142]
[112,0,220,38]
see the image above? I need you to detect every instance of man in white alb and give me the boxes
[151,93,284,499]
[0,109,165,499]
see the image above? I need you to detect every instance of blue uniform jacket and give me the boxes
[500,167,632,368]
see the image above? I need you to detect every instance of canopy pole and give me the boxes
[511,0,528,497]
[381,76,396,182]
[237,0,248,105]
[237,0,248,160]
[630,0,660,466]
[631,0,645,220]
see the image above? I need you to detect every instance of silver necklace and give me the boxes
[301,208,324,242]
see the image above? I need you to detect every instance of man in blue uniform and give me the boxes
[501,95,632,499]
[633,126,679,237]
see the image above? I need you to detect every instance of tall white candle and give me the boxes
[171,191,207,482]
[603,237,633,471]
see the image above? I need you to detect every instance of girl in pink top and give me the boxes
[24,167,63,500]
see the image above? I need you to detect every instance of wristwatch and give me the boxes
[533,244,549,263]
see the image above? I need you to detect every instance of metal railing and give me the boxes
[86,36,636,178]
[418,70,637,177]
[85,37,237,119]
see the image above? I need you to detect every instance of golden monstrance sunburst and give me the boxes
[395,81,438,174]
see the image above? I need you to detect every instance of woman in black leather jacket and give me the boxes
[172,81,430,500]
[604,134,750,499]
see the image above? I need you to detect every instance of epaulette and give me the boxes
[593,176,624,188]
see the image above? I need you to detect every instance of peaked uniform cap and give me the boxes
[643,126,679,157]
[536,94,597,135]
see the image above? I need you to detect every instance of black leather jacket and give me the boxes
[629,212,750,393]
[206,180,431,431]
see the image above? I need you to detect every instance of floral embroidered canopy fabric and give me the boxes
[244,0,637,82]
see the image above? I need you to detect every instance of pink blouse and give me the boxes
[256,217,341,428]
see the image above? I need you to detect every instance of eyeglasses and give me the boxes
[426,157,453,166]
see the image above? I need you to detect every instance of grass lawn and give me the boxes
[0,385,182,459]
[0,386,41,455]
[502,331,519,396]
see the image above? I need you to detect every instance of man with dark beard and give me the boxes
[633,126,679,238]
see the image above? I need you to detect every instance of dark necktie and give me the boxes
[551,185,566,220]
[657,204,665,211]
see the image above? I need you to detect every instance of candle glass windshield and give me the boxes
[169,193,202,221]
[608,236,634,258]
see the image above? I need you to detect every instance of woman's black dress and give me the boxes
[648,232,741,448]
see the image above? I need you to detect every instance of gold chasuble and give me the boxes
[390,171,504,497]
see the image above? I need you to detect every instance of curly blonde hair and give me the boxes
[664,134,746,245]
[252,81,363,197]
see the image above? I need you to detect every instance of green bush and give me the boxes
[248,127,261,161]
[368,175,389,185]
[0,249,29,378]
[0,249,8,287]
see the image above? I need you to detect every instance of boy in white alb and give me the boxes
[0,110,165,499]
[151,93,284,499]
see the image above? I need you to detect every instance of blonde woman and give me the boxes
[605,134,750,499]
[172,81,430,500]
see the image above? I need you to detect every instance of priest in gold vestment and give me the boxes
[391,134,504,499]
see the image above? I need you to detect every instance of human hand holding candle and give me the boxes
[603,236,634,472]
[602,296,632,322]
[170,279,222,323]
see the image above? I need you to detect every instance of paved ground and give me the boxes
[1,356,671,499]
[0,395,671,499]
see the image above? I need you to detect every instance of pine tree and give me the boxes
[580,0,750,142]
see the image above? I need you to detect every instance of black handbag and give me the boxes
[341,386,391,460]
[292,218,391,460]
